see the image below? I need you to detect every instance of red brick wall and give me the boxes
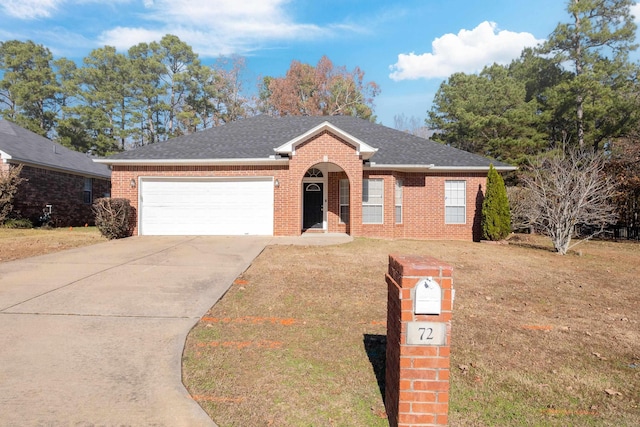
[12,164,111,227]
[385,255,453,427]
[359,171,486,241]
[288,131,364,236]
[109,132,487,240]
[395,172,486,241]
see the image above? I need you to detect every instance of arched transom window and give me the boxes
[304,168,323,178]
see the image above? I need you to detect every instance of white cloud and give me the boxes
[1,0,60,19]
[389,21,544,81]
[97,0,345,56]
[631,3,640,22]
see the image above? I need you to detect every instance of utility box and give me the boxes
[414,277,442,315]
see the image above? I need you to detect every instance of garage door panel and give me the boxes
[140,178,274,236]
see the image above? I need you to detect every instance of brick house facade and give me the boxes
[99,116,514,240]
[0,120,111,227]
[12,165,111,226]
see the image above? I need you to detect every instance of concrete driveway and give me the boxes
[0,235,272,427]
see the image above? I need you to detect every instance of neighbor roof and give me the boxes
[98,115,515,171]
[0,120,111,179]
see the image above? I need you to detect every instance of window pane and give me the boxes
[445,181,465,206]
[395,205,402,224]
[340,206,349,224]
[445,181,466,224]
[395,179,403,204]
[363,205,383,223]
[339,179,349,205]
[363,179,383,223]
[362,179,383,203]
[445,206,465,224]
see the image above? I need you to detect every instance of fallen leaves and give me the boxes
[604,388,622,396]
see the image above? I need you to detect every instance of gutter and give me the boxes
[364,163,517,173]
[3,155,111,179]
[93,158,291,167]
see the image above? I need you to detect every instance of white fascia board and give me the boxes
[429,165,518,172]
[5,157,110,179]
[93,158,290,166]
[364,164,435,172]
[365,164,517,173]
[274,121,378,160]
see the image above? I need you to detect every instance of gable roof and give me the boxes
[97,115,515,171]
[0,120,111,179]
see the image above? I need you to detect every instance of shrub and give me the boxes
[2,218,33,229]
[0,164,26,223]
[93,198,132,240]
[481,164,511,241]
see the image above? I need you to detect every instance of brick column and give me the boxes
[385,254,453,427]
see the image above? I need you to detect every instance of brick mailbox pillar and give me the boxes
[385,254,453,427]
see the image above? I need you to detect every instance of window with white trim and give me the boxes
[395,179,403,224]
[444,180,466,224]
[83,178,93,204]
[362,179,383,224]
[339,179,349,224]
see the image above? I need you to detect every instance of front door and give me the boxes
[303,183,323,229]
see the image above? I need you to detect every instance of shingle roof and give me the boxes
[102,115,513,169]
[0,120,111,178]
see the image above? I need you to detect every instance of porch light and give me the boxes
[274,179,280,188]
[130,178,136,188]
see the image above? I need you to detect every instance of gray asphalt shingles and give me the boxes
[0,120,111,178]
[104,115,511,168]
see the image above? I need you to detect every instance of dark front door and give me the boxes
[303,183,323,229]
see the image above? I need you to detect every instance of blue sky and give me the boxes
[2,0,640,127]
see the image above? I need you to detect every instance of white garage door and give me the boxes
[139,177,274,235]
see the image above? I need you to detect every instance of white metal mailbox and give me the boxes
[414,277,442,315]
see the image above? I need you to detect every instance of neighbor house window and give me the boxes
[444,180,466,224]
[362,179,383,224]
[395,179,403,224]
[83,178,93,204]
[339,179,349,224]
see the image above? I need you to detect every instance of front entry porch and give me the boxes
[300,164,350,234]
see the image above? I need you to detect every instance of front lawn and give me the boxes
[0,227,105,262]
[183,236,639,426]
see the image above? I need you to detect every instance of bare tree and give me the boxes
[506,186,537,232]
[521,149,618,254]
[393,113,431,139]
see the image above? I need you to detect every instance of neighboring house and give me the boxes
[96,115,515,240]
[0,120,111,226]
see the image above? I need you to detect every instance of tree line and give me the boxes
[0,35,379,156]
[426,0,640,249]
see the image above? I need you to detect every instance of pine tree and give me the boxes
[482,164,511,241]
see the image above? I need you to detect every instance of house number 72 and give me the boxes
[418,327,434,341]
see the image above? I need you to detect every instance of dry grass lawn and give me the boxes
[0,227,105,262]
[183,235,639,426]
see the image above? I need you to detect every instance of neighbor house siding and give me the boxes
[12,164,110,227]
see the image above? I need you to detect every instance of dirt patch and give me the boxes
[182,235,640,426]
[0,227,105,262]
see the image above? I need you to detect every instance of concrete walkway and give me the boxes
[0,234,352,426]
